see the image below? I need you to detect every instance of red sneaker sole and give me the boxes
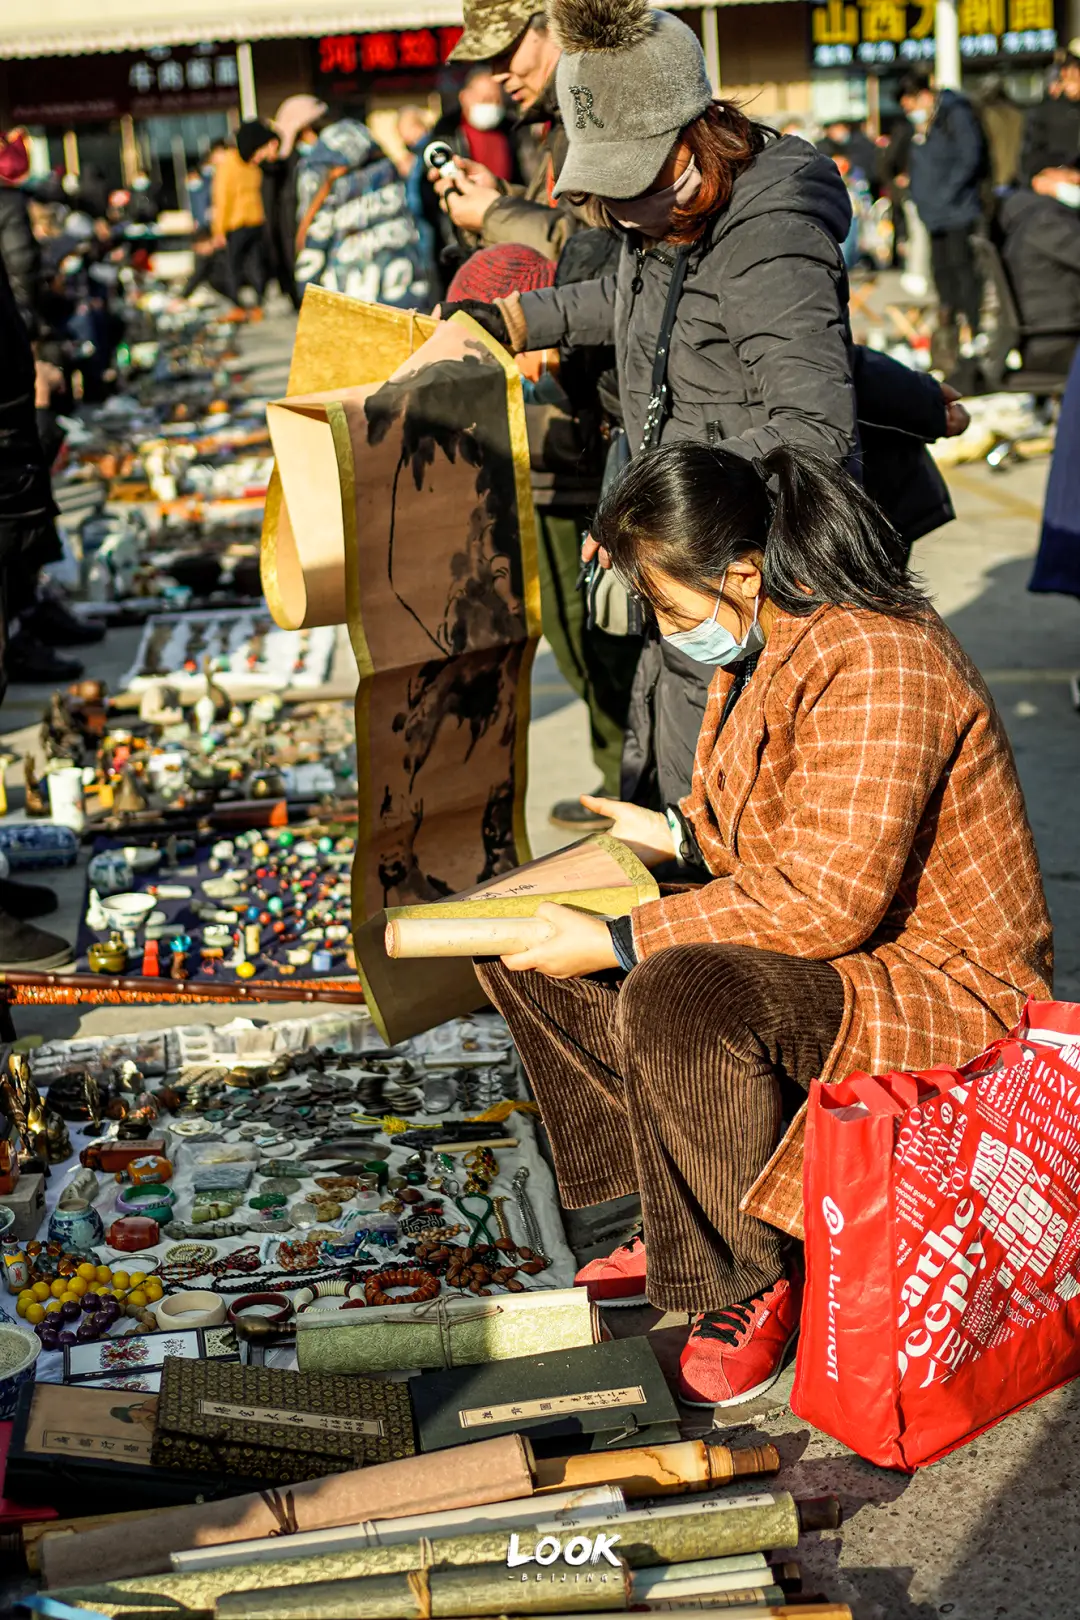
[677,1328,798,1408]
[584,1285,650,1307]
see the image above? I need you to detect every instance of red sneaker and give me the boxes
[678,1275,801,1407]
[574,1231,648,1307]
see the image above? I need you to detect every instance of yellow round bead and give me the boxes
[95,1264,113,1284]
[126,1289,148,1309]
[111,1270,130,1290]
[66,1277,88,1297]
[24,1303,46,1325]
[50,1278,67,1298]
[143,1279,163,1302]
[15,1297,29,1317]
[236,960,257,979]
[44,1298,63,1314]
[59,1291,81,1307]
[77,1262,97,1281]
[32,1280,52,1301]
[128,1271,147,1287]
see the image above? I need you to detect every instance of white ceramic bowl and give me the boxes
[101,892,157,929]
[121,845,162,873]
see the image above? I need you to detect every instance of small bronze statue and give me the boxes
[23,755,49,817]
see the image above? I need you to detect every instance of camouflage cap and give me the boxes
[449,0,538,61]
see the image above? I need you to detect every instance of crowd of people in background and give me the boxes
[2,25,1080,767]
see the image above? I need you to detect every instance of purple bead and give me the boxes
[82,1292,102,1313]
[60,1299,82,1321]
[57,1330,77,1346]
[76,1317,99,1342]
[101,1297,121,1320]
[38,1330,60,1352]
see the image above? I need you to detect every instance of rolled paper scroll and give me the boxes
[531,1438,781,1497]
[171,1486,627,1573]
[49,1495,816,1617]
[296,1287,600,1374]
[384,915,557,959]
[215,1558,633,1618]
[40,1433,533,1591]
[40,1437,783,1591]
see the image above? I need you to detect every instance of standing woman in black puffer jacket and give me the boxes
[442,0,958,818]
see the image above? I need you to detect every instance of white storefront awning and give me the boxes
[0,0,793,60]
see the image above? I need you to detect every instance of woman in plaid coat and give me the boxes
[476,441,1052,1409]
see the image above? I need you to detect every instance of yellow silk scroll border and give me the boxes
[260,292,437,632]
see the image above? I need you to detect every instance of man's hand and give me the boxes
[34,360,63,407]
[941,382,970,438]
[441,177,502,233]
[580,533,612,570]
[429,154,498,194]
[579,797,676,869]
[500,902,619,978]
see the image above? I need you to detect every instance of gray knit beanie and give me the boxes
[549,0,713,200]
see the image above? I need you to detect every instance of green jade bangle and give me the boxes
[115,1182,175,1223]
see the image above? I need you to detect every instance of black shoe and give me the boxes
[5,633,84,683]
[0,877,59,920]
[25,598,107,646]
[549,789,614,831]
[0,913,73,970]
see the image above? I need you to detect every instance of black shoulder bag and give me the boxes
[584,245,692,636]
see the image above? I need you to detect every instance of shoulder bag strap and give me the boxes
[295,166,348,256]
[638,243,692,453]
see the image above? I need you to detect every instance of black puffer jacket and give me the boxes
[1000,188,1080,375]
[519,134,858,461]
[0,188,41,332]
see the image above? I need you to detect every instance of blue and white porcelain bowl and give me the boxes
[87,849,135,896]
[0,1320,40,1421]
[48,1199,106,1251]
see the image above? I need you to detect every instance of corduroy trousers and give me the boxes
[477,943,845,1313]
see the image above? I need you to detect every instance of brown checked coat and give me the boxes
[628,602,1053,1239]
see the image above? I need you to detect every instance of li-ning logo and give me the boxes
[821,1195,844,1381]
[569,85,605,129]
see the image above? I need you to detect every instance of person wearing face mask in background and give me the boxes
[434,1,582,259]
[998,158,1080,378]
[260,95,328,310]
[473,437,1051,1409]
[899,72,989,373]
[1020,50,1080,187]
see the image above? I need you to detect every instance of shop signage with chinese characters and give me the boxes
[11,44,240,124]
[810,0,1058,67]
[314,26,463,88]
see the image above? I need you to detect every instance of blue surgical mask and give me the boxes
[663,592,764,667]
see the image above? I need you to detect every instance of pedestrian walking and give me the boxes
[212,128,269,308]
[900,72,988,363]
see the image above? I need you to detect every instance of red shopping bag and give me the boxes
[791,998,1080,1470]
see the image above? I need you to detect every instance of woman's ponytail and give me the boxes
[593,440,929,621]
[755,445,928,620]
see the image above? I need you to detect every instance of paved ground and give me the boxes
[4,306,1079,1615]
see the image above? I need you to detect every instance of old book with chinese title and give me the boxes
[150,1359,415,1484]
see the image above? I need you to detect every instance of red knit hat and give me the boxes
[0,130,30,186]
[447,244,556,302]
